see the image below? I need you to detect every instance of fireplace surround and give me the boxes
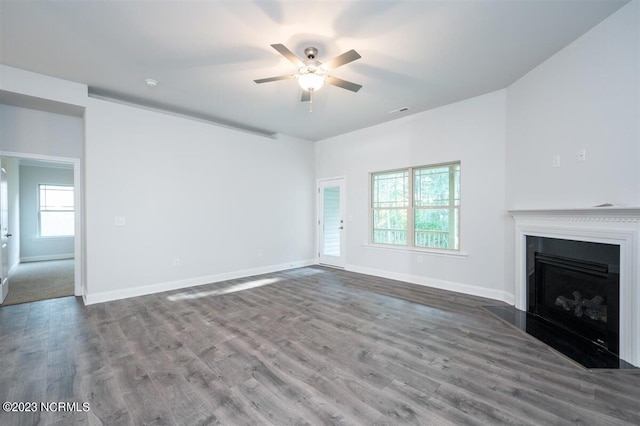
[510,208,640,367]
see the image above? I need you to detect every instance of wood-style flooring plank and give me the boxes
[0,266,639,425]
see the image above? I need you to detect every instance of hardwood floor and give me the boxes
[0,266,638,425]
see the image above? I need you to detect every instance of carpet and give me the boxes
[1,259,74,306]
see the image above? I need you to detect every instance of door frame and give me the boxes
[1,162,8,303]
[0,150,84,299]
[317,176,346,268]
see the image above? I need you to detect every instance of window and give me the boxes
[371,162,460,250]
[39,184,74,237]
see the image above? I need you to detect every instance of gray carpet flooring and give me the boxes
[2,259,74,306]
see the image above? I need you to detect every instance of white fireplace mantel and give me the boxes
[509,207,640,367]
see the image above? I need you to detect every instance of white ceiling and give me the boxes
[0,0,628,141]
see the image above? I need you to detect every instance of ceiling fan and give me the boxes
[254,44,362,110]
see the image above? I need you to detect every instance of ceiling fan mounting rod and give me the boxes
[304,47,318,59]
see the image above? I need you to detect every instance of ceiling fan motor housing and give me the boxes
[304,47,318,59]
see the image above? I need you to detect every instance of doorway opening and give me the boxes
[0,154,82,306]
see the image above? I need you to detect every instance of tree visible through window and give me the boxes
[371,170,409,245]
[371,162,460,250]
[39,184,74,237]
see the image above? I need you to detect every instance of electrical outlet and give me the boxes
[578,149,586,162]
[258,249,264,257]
[173,257,181,267]
[552,155,560,168]
[417,256,424,264]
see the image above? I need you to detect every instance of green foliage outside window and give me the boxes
[372,163,460,250]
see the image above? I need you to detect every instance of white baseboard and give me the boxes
[502,292,515,305]
[84,258,316,305]
[345,263,514,304]
[21,254,74,263]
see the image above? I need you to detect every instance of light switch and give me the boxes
[114,216,126,226]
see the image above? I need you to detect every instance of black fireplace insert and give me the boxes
[526,236,620,356]
[529,252,619,354]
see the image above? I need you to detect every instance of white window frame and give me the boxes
[38,183,75,238]
[370,161,461,251]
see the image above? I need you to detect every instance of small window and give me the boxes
[371,162,460,250]
[39,184,74,237]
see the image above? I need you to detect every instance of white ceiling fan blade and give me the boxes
[271,43,304,67]
[323,49,361,70]
[254,74,295,84]
[326,76,362,92]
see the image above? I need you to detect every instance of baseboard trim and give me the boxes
[345,264,514,304]
[21,254,74,263]
[84,259,316,305]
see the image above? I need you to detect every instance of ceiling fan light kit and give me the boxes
[298,72,325,91]
[255,43,362,112]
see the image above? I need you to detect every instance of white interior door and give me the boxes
[318,178,346,268]
[1,163,9,303]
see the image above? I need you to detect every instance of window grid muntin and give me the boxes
[38,184,75,237]
[372,170,409,209]
[371,162,460,250]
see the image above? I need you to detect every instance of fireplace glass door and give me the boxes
[526,237,620,355]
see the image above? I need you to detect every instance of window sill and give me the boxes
[362,243,469,258]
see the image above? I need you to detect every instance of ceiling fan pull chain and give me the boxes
[309,89,313,113]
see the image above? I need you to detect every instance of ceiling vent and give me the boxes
[389,107,410,115]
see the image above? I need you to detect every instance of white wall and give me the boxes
[2,0,637,306]
[506,1,639,209]
[19,165,74,261]
[0,64,87,108]
[315,1,640,303]
[315,90,510,301]
[0,68,85,295]
[84,98,316,303]
[502,1,639,299]
[0,104,83,159]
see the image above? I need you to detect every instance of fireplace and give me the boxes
[509,207,640,368]
[527,236,620,355]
